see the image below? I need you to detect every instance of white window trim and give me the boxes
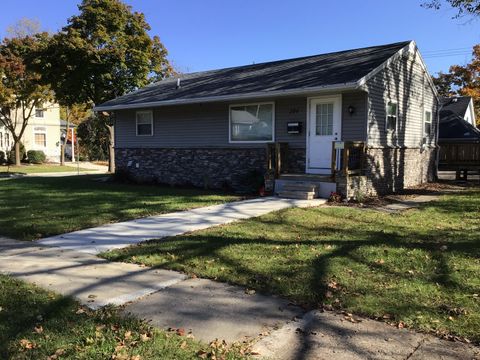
[385,101,398,133]
[228,101,275,143]
[136,110,154,136]
[33,126,47,148]
[424,110,432,136]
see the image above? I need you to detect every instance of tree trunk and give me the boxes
[107,124,115,173]
[14,141,21,166]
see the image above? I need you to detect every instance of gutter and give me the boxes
[93,82,359,112]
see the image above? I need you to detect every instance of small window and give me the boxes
[230,102,274,142]
[35,133,46,147]
[424,111,432,136]
[5,133,9,149]
[0,132,3,148]
[35,109,44,118]
[386,102,397,132]
[34,126,46,147]
[136,111,153,136]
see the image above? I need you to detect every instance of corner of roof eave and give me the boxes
[93,82,361,112]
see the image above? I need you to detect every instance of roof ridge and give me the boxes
[169,40,412,79]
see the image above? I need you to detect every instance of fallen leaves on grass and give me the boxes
[33,325,43,333]
[46,348,65,360]
[19,339,37,350]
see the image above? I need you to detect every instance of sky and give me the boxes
[0,0,478,75]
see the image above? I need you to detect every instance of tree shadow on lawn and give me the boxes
[0,176,238,240]
[105,196,480,341]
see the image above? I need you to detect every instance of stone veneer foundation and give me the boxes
[116,146,435,197]
[115,147,267,190]
[337,146,437,199]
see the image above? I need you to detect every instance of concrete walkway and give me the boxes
[2,194,479,359]
[38,197,327,254]
[0,238,186,310]
[252,310,480,360]
[1,237,478,359]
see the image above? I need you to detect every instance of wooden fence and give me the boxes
[438,142,480,171]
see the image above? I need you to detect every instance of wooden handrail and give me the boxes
[266,142,289,178]
[331,141,366,179]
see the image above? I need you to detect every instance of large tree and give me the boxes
[0,34,53,165]
[433,45,480,125]
[40,0,173,172]
[423,0,480,17]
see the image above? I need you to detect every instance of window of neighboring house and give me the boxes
[424,111,432,136]
[229,102,274,142]
[35,108,45,118]
[0,132,3,148]
[34,127,47,147]
[5,133,9,149]
[136,111,153,136]
[385,102,398,133]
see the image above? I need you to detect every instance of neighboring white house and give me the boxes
[0,102,62,162]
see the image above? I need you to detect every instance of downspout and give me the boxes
[434,97,441,181]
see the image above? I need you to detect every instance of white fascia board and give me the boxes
[357,41,440,101]
[93,82,359,112]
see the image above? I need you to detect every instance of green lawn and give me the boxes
[0,164,90,174]
[104,190,480,343]
[0,176,239,240]
[0,275,245,359]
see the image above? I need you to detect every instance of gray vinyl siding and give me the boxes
[115,103,229,148]
[114,92,368,149]
[363,49,438,148]
[273,97,307,148]
[342,92,367,141]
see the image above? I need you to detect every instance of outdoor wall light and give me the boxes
[348,105,355,114]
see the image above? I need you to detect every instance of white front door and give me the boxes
[307,95,342,174]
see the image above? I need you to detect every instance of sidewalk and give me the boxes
[2,193,479,359]
[38,197,326,254]
[1,236,478,359]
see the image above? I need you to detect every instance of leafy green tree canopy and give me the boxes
[0,33,53,165]
[41,0,173,106]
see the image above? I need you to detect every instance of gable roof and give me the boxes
[95,41,412,111]
[439,96,479,141]
[440,96,472,118]
[439,112,480,141]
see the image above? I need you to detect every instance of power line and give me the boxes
[422,47,471,54]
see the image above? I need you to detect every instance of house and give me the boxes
[0,102,62,162]
[439,96,479,142]
[95,40,439,199]
[438,96,479,178]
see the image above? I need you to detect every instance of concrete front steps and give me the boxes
[275,174,336,200]
[277,183,318,200]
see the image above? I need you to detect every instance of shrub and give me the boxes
[27,150,47,164]
[0,151,5,164]
[328,191,343,203]
[7,142,26,164]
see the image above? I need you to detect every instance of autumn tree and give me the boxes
[433,45,480,125]
[39,0,173,172]
[59,103,91,165]
[0,34,53,165]
[423,0,480,17]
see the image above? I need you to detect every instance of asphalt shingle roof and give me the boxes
[440,96,471,118]
[97,41,411,110]
[439,97,479,140]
